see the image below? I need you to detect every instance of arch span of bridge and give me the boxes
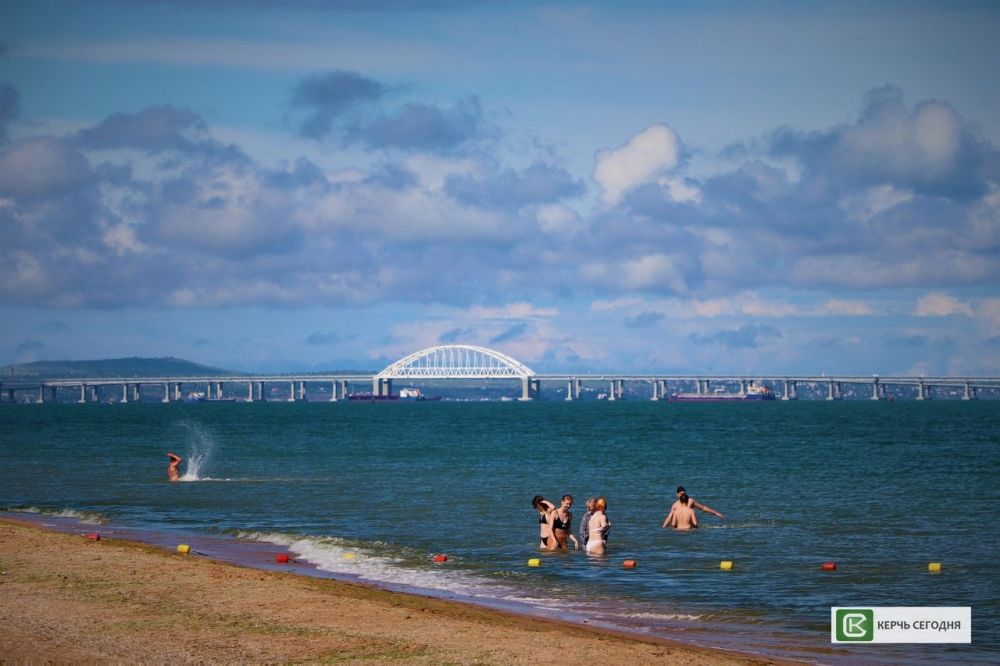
[373,344,539,399]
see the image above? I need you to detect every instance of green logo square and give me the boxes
[836,609,874,641]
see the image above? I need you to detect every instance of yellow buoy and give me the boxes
[720,560,733,570]
[928,562,942,572]
[528,558,541,567]
[177,544,191,554]
[342,552,355,560]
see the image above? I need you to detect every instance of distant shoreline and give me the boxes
[0,516,793,664]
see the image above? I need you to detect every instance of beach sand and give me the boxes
[0,518,789,664]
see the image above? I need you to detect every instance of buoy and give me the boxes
[177,544,190,554]
[85,532,100,541]
[821,562,837,571]
[622,559,637,569]
[342,552,355,560]
[433,554,448,563]
[928,562,942,572]
[528,558,541,567]
[276,553,290,563]
[720,560,733,570]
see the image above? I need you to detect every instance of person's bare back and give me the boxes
[167,452,182,482]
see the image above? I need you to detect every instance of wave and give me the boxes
[9,507,107,525]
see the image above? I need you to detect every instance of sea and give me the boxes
[2,399,997,664]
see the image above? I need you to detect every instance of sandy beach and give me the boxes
[0,518,790,664]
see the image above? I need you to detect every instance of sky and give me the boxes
[2,0,999,375]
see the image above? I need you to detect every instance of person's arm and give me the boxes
[691,510,699,528]
[692,500,724,520]
[569,534,579,550]
[167,452,181,462]
[662,507,676,528]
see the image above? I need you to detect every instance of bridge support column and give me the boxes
[372,378,392,398]
[133,384,141,402]
[50,386,58,402]
[963,382,977,400]
[565,380,574,401]
[299,381,308,401]
[121,383,128,403]
[174,383,181,401]
[162,383,169,403]
[782,380,797,401]
[91,386,99,402]
[916,381,927,400]
[37,385,44,404]
[827,381,842,400]
[651,379,659,401]
[246,381,254,402]
[871,378,881,400]
[288,381,295,402]
[519,377,539,401]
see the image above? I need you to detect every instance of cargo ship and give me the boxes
[669,384,776,402]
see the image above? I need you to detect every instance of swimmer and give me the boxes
[662,492,698,530]
[672,485,724,520]
[586,498,609,554]
[167,452,182,482]
[550,495,579,550]
[532,495,556,549]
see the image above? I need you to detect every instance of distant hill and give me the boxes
[1,357,239,380]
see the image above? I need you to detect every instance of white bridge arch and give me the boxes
[377,345,536,380]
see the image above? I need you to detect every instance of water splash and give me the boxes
[175,421,216,481]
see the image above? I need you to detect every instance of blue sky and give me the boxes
[2,0,999,375]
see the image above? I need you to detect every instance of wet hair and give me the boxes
[561,494,573,503]
[678,492,690,506]
[532,496,547,511]
[676,486,686,494]
[595,497,607,511]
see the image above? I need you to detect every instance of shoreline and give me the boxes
[0,517,799,664]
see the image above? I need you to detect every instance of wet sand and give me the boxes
[0,518,795,664]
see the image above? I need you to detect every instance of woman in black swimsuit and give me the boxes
[532,496,556,549]
[551,495,579,550]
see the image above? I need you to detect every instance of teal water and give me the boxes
[2,401,998,663]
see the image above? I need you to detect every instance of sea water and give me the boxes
[2,400,997,663]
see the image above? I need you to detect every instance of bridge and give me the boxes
[3,344,1000,403]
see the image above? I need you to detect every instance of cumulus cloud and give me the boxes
[914,292,974,317]
[594,124,682,205]
[291,70,385,139]
[348,97,488,152]
[76,105,210,154]
[769,84,999,200]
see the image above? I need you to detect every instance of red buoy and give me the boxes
[276,553,290,563]
[622,559,637,569]
[86,533,100,541]
[433,554,448,563]
[821,562,837,571]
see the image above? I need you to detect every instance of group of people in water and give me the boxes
[534,486,724,554]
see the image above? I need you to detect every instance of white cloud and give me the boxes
[536,203,581,235]
[815,299,874,316]
[468,303,558,320]
[658,176,702,204]
[594,124,681,205]
[914,292,974,317]
[839,184,914,223]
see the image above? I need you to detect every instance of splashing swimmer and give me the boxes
[166,452,183,482]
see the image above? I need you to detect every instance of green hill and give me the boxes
[1,357,238,380]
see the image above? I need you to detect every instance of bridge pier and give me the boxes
[121,383,128,403]
[782,380,798,401]
[373,377,392,398]
[916,381,927,400]
[871,377,881,400]
[826,380,842,400]
[963,382,977,400]
[651,379,659,401]
[520,377,540,401]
